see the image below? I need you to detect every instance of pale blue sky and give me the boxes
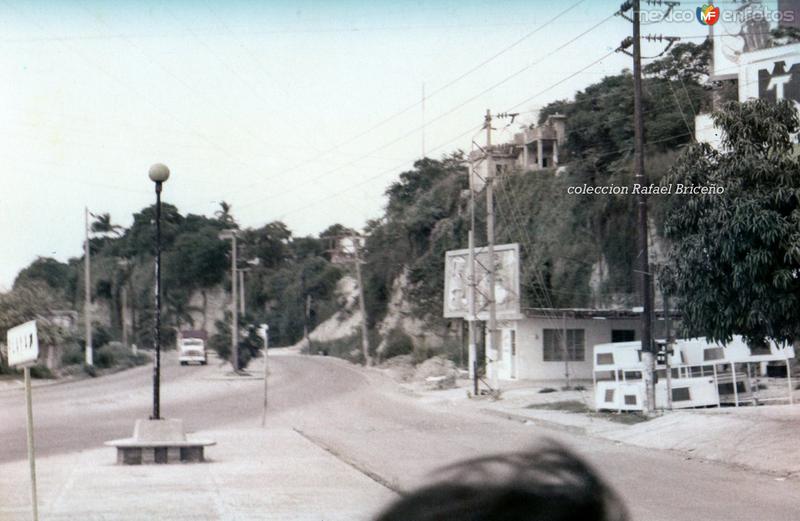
[0,0,721,288]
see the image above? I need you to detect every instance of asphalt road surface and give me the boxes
[1,352,798,521]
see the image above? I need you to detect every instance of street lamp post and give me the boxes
[148,163,170,420]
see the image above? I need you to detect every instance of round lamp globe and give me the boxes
[148,163,170,183]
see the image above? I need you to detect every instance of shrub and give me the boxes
[29,364,54,379]
[313,333,364,364]
[383,328,414,360]
[61,343,84,366]
[94,342,149,370]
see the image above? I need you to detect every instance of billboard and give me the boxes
[711,1,783,80]
[443,243,521,320]
[738,42,800,109]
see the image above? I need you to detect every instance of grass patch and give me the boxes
[526,400,651,424]
[590,411,650,425]
[526,400,589,413]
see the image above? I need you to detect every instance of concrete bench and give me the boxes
[105,419,215,465]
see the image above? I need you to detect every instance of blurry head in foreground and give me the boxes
[375,444,628,521]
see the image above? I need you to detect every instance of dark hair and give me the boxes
[374,443,628,521]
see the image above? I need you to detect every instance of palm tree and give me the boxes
[214,201,237,228]
[91,212,123,237]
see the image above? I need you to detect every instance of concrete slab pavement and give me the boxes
[0,425,396,520]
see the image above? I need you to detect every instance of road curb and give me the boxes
[479,408,588,435]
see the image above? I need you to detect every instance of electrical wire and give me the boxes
[233,14,620,213]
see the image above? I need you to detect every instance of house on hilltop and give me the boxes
[469,114,567,184]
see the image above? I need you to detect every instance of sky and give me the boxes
[0,0,720,289]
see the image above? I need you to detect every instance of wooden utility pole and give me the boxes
[617,0,681,415]
[232,233,239,371]
[219,230,239,372]
[239,269,246,315]
[84,207,93,367]
[485,109,500,391]
[621,0,655,414]
[352,237,372,366]
[305,294,313,352]
[121,285,129,350]
[467,157,478,392]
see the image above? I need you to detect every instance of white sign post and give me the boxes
[7,319,40,521]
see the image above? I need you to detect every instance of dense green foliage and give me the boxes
[4,200,343,366]
[538,41,711,169]
[662,99,800,344]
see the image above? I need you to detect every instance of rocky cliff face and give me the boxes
[375,268,447,356]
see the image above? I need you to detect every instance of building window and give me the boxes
[596,352,614,365]
[511,330,516,356]
[704,347,724,361]
[612,329,636,343]
[672,387,691,402]
[543,329,585,361]
[624,395,637,406]
[604,389,615,403]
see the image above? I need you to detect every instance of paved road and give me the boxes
[1,352,798,520]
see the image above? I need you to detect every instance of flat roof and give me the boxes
[522,308,681,320]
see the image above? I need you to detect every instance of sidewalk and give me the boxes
[0,425,396,521]
[400,376,800,478]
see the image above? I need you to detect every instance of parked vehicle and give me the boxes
[178,330,208,366]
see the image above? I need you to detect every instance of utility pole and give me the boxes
[485,109,500,392]
[618,0,656,414]
[664,292,673,410]
[301,269,313,353]
[121,285,129,350]
[467,194,478,394]
[219,230,239,372]
[260,324,269,427]
[562,312,571,389]
[84,207,93,367]
[305,294,313,352]
[239,269,246,315]
[352,236,372,366]
[231,233,238,372]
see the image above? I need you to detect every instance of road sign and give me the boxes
[6,319,41,520]
[7,320,39,367]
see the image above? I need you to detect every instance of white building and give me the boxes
[593,336,795,412]
[486,308,644,382]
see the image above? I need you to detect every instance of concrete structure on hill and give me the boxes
[470,114,567,183]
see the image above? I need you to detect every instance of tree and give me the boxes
[209,312,262,369]
[0,283,69,362]
[241,221,292,268]
[91,212,123,237]
[214,201,237,228]
[662,99,800,344]
[643,39,710,84]
[13,257,75,298]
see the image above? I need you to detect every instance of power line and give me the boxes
[217,1,598,204]
[233,13,619,213]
